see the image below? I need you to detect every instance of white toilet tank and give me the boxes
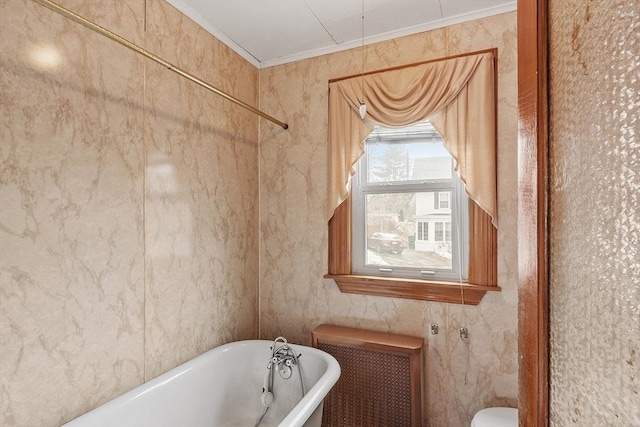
[471,407,518,427]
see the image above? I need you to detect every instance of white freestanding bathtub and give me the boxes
[63,339,340,427]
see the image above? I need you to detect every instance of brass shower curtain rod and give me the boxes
[31,0,289,130]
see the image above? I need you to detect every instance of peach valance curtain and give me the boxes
[327,50,497,226]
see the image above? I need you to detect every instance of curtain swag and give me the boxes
[327,50,497,227]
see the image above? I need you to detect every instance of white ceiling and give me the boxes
[165,0,516,69]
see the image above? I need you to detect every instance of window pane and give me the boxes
[366,125,452,183]
[439,192,450,209]
[351,120,467,281]
[417,221,429,241]
[365,193,452,270]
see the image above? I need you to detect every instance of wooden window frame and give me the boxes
[325,194,499,305]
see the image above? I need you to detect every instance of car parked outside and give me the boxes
[367,232,407,254]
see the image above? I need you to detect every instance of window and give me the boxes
[417,221,429,241]
[434,222,451,241]
[351,122,468,282]
[436,192,450,210]
[326,122,498,305]
[325,50,499,305]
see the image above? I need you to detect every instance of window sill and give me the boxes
[324,274,500,305]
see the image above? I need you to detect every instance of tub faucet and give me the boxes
[270,337,302,378]
[256,336,306,427]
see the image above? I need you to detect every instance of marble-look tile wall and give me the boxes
[0,0,259,425]
[259,12,518,427]
[549,1,640,425]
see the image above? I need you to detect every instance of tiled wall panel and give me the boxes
[0,1,259,425]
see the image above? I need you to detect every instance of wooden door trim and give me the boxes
[517,0,549,425]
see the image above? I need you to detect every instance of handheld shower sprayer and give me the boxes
[261,368,273,407]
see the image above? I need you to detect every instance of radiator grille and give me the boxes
[312,324,423,427]
[318,343,412,426]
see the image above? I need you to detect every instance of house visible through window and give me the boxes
[351,121,469,282]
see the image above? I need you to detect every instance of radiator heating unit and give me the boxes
[312,324,424,426]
